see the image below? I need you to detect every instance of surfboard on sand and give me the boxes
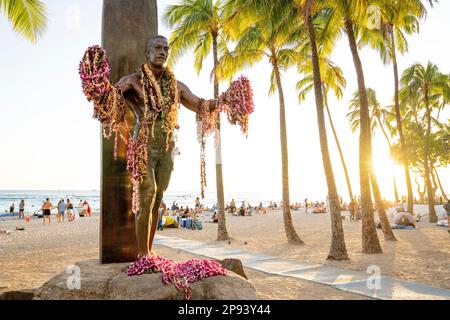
[100,0,158,263]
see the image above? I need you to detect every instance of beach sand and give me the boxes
[1,209,449,299]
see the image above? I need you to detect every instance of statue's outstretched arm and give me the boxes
[178,80,216,114]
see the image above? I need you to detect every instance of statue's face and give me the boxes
[147,38,170,67]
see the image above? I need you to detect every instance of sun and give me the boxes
[372,139,406,202]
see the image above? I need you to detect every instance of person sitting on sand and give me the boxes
[212,211,219,223]
[229,199,236,214]
[393,212,416,228]
[239,202,246,216]
[42,198,53,225]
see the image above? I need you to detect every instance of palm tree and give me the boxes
[163,0,231,240]
[358,0,435,215]
[348,88,397,241]
[218,2,304,244]
[297,57,354,204]
[328,0,382,253]
[0,0,47,42]
[400,62,450,222]
[294,0,350,259]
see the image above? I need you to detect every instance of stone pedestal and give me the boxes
[32,259,257,300]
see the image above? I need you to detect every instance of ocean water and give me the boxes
[0,190,284,214]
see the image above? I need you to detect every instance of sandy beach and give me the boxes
[1,208,449,299]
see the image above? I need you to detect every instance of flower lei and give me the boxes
[196,76,254,198]
[127,255,227,300]
[78,45,126,155]
[219,75,254,137]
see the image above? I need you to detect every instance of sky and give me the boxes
[0,0,448,202]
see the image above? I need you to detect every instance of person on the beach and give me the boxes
[10,202,15,213]
[42,198,53,225]
[239,201,246,216]
[18,200,25,219]
[304,198,308,213]
[66,199,73,222]
[443,200,450,234]
[396,200,404,213]
[112,35,218,258]
[57,199,66,223]
[82,201,89,217]
[394,212,416,228]
[349,199,356,221]
[229,199,236,214]
[87,202,91,217]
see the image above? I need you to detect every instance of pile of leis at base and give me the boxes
[127,255,227,300]
[196,99,220,198]
[219,75,254,137]
[78,45,125,139]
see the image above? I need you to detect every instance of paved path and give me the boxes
[154,235,450,300]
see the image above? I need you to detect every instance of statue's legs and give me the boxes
[148,151,174,251]
[137,120,174,256]
[135,165,157,258]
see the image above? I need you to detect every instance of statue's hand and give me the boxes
[208,99,219,112]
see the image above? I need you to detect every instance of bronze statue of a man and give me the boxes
[116,35,215,258]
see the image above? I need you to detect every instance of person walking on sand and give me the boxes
[57,199,66,223]
[304,198,308,213]
[42,198,53,225]
[66,199,73,222]
[349,198,356,221]
[18,200,25,219]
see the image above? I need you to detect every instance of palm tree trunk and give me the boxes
[323,86,354,202]
[273,60,303,245]
[307,15,347,259]
[391,33,414,213]
[424,95,437,222]
[370,173,397,241]
[434,167,448,202]
[212,34,229,241]
[345,18,381,254]
[415,176,426,203]
[393,175,399,203]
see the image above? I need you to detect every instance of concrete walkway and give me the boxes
[154,235,450,300]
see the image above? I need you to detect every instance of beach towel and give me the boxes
[436,220,449,227]
[391,224,416,230]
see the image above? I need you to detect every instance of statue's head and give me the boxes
[146,35,170,68]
